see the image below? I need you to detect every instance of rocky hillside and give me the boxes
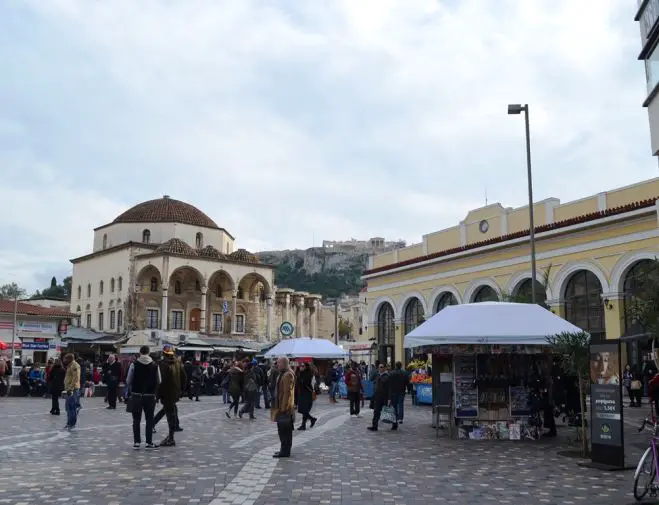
[256,247,368,299]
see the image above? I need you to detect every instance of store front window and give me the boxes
[623,259,657,365]
[564,270,604,341]
[473,286,499,303]
[404,298,424,366]
[514,279,547,305]
[377,302,395,365]
[434,292,458,313]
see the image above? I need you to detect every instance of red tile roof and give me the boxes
[364,197,658,276]
[0,300,75,318]
[113,196,219,229]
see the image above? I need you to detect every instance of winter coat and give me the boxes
[296,368,314,415]
[228,366,244,396]
[47,365,65,395]
[271,368,296,422]
[159,356,186,407]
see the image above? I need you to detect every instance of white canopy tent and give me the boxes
[404,302,585,349]
[264,337,349,359]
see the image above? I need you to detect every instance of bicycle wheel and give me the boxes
[634,446,656,500]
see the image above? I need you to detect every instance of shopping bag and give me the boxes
[381,405,396,424]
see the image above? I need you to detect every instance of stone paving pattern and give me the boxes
[0,395,653,505]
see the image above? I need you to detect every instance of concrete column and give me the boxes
[311,301,318,338]
[266,295,273,341]
[231,290,238,334]
[200,287,207,334]
[394,318,404,365]
[254,293,261,339]
[285,294,291,323]
[602,293,624,341]
[161,288,168,330]
[296,298,304,337]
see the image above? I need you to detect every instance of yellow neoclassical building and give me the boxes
[363,177,659,367]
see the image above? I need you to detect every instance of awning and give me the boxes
[177,346,214,352]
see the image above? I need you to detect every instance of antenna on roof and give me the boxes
[485,187,488,206]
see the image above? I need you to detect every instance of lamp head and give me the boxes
[507,104,524,115]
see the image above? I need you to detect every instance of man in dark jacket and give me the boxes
[368,363,393,432]
[158,346,186,447]
[389,361,409,426]
[104,355,121,409]
[126,346,161,449]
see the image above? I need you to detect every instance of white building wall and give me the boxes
[93,222,234,254]
[71,247,134,332]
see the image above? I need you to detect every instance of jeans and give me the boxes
[227,392,240,415]
[154,403,180,430]
[131,394,156,444]
[51,392,61,413]
[329,382,337,399]
[348,391,360,415]
[263,386,271,409]
[65,389,80,427]
[222,387,230,404]
[240,391,257,418]
[392,393,404,421]
[107,381,118,408]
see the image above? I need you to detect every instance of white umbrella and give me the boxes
[264,337,349,359]
[404,301,585,348]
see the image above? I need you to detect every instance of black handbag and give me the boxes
[126,394,138,413]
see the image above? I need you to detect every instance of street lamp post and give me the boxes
[508,103,537,304]
[10,293,18,364]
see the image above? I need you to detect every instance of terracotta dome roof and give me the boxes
[113,196,219,229]
[228,248,260,264]
[198,245,227,260]
[155,238,198,257]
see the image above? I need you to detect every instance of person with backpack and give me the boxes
[345,362,364,417]
[325,363,339,403]
[125,346,161,450]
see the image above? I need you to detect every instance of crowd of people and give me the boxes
[0,350,415,458]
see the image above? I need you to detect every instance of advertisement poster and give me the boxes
[590,342,624,467]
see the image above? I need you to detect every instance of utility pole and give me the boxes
[334,299,339,345]
[10,293,18,365]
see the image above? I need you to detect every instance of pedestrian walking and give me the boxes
[368,363,394,432]
[296,362,317,430]
[271,357,295,458]
[345,362,363,417]
[126,346,161,450]
[157,346,186,447]
[389,361,408,425]
[104,355,121,410]
[225,361,244,419]
[63,353,81,430]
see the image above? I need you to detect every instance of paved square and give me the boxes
[0,396,647,504]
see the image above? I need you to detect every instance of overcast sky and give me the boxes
[0,0,655,294]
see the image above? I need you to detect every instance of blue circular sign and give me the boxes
[280,321,294,337]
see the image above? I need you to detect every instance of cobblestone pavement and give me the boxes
[0,396,651,505]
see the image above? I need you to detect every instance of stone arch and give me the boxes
[506,270,553,300]
[136,264,162,292]
[429,285,462,313]
[368,296,397,324]
[236,272,272,301]
[610,250,659,294]
[553,260,610,302]
[463,278,502,303]
[396,292,428,320]
[168,265,205,294]
[208,269,236,299]
[75,305,81,312]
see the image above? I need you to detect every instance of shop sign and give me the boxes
[589,342,625,468]
[280,321,294,337]
[22,342,50,350]
[17,321,57,334]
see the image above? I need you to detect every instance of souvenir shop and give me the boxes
[431,344,552,440]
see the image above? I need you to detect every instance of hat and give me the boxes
[251,359,258,365]
[163,345,175,356]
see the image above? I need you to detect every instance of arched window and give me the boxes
[623,260,657,363]
[434,292,458,313]
[514,279,547,305]
[99,280,104,295]
[117,309,123,330]
[174,280,182,294]
[215,285,222,298]
[195,232,203,248]
[237,287,244,299]
[142,229,151,244]
[87,284,91,298]
[117,277,123,291]
[473,286,499,303]
[564,270,604,341]
[404,298,425,334]
[110,278,115,292]
[195,279,201,291]
[76,305,81,312]
[77,285,81,299]
[102,234,108,249]
[376,303,395,346]
[150,277,158,292]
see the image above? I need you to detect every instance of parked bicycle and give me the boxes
[634,414,659,500]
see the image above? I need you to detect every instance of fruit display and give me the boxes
[407,359,430,371]
[410,370,432,384]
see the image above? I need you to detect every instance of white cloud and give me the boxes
[0,0,654,293]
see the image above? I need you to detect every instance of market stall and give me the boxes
[405,302,584,440]
[264,337,349,360]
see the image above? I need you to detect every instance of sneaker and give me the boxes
[145,443,158,450]
[159,438,176,447]
[225,411,231,419]
[367,426,378,432]
[133,443,140,450]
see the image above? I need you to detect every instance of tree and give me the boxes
[547,331,591,457]
[0,283,26,300]
[32,276,71,300]
[626,259,659,338]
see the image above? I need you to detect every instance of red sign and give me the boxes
[294,357,313,363]
[58,321,68,334]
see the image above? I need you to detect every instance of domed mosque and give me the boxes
[69,196,323,350]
